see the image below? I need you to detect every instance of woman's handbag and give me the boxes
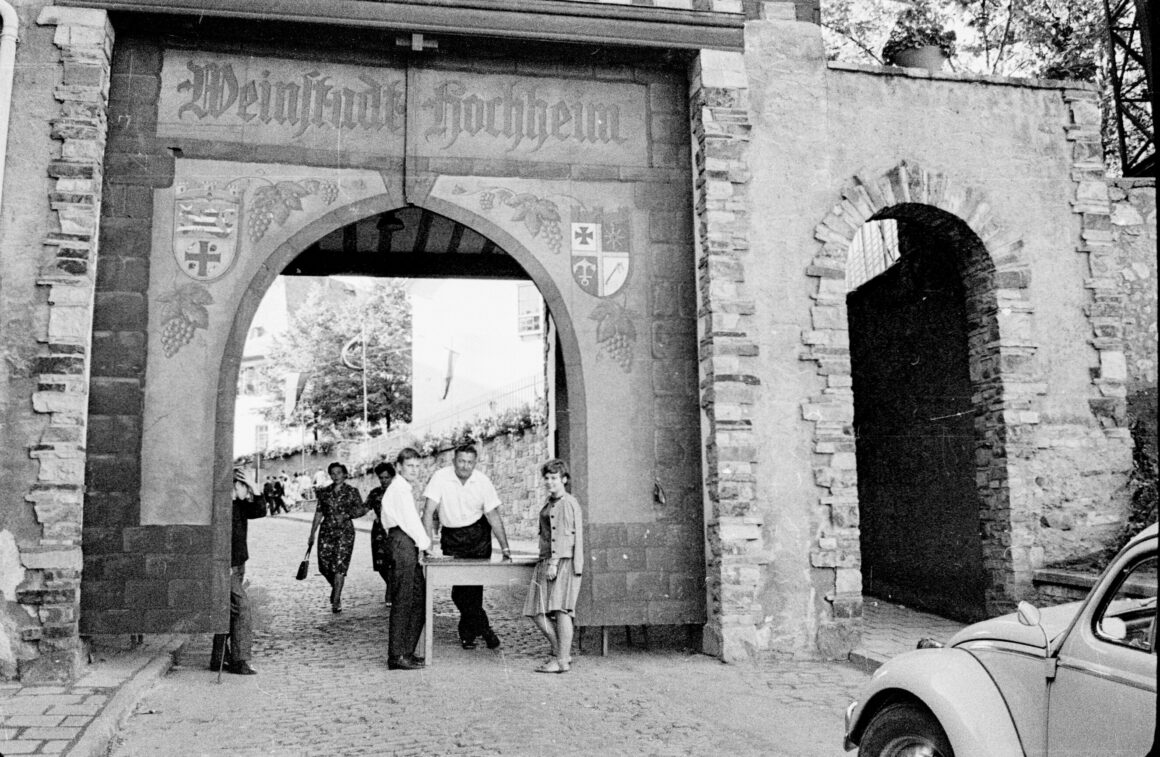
[295,546,311,580]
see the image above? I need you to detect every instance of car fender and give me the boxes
[848,648,1025,757]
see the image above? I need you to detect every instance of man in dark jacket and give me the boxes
[210,468,261,675]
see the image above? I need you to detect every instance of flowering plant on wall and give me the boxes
[881,2,956,64]
[411,402,546,460]
[233,439,336,466]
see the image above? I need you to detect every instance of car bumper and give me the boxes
[843,700,859,751]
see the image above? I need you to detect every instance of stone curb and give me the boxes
[66,635,184,757]
[845,649,886,674]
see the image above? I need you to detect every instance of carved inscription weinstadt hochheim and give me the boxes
[421,80,627,152]
[158,54,648,166]
[175,62,406,138]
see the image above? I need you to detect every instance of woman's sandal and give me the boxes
[534,658,570,674]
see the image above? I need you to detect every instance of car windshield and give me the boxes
[1094,555,1157,652]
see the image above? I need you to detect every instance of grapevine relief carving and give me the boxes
[158,283,213,357]
[450,183,639,373]
[161,175,342,358]
[591,297,637,373]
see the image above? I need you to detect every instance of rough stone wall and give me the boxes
[0,4,113,681]
[727,11,1136,661]
[0,0,57,683]
[1109,178,1157,391]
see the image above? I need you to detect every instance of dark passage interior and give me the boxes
[848,223,986,621]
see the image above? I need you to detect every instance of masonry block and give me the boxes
[92,292,146,330]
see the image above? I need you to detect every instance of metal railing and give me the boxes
[346,374,545,463]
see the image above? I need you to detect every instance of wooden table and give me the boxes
[420,555,538,663]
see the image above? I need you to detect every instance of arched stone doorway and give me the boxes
[846,211,991,620]
[806,161,1041,621]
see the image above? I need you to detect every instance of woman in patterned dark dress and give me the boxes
[306,462,368,613]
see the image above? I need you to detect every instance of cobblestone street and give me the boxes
[107,517,868,756]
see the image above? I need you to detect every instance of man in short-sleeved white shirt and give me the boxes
[423,444,512,650]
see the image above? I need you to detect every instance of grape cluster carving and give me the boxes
[157,284,213,358]
[247,179,339,244]
[591,300,637,373]
[475,188,562,254]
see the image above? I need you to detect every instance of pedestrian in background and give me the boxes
[381,448,430,670]
[282,475,300,512]
[365,461,396,604]
[210,468,262,675]
[525,458,584,674]
[296,472,313,502]
[312,467,329,499]
[272,475,288,514]
[306,462,368,613]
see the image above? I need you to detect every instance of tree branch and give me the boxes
[991,0,1018,73]
[822,23,887,64]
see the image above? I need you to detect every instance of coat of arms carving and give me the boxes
[571,206,631,298]
[172,182,242,282]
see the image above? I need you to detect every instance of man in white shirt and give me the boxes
[381,447,431,671]
[423,443,513,650]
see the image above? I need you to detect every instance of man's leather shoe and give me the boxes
[226,661,257,675]
[388,656,423,671]
[482,628,501,650]
[460,637,477,650]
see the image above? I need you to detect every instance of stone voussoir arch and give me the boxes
[802,159,1043,617]
[215,190,589,511]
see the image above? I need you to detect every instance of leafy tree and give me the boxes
[822,0,1105,80]
[259,279,412,438]
[822,0,1120,168]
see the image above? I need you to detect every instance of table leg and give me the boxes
[601,626,609,656]
[423,565,433,663]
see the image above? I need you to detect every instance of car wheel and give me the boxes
[857,702,954,757]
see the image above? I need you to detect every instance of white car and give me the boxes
[844,523,1157,756]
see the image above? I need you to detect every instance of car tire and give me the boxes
[858,701,954,757]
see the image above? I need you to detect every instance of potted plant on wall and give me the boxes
[881,1,957,72]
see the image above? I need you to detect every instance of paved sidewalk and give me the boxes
[0,636,182,757]
[1,513,965,756]
[850,597,967,669]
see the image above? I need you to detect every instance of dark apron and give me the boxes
[440,517,492,559]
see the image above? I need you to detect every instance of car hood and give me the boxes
[949,601,1081,648]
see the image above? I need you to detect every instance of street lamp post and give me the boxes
[342,324,370,441]
[342,328,411,441]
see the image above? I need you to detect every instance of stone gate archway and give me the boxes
[215,195,591,543]
[80,25,705,642]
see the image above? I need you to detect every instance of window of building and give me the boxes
[517,284,542,338]
[846,219,900,292]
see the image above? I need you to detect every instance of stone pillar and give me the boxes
[1065,88,1130,432]
[13,6,114,682]
[689,47,761,660]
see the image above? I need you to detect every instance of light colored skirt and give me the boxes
[523,559,581,617]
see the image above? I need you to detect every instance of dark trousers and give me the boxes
[213,564,252,664]
[441,519,492,641]
[387,528,425,659]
